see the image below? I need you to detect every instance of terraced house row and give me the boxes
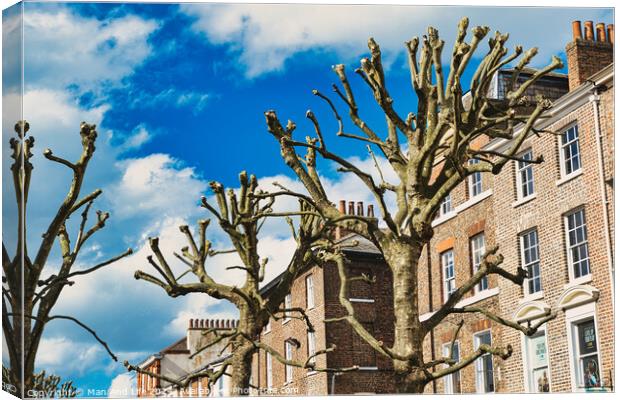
[136,20,614,396]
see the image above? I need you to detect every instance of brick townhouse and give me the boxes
[136,20,614,396]
[420,20,614,394]
[137,320,235,397]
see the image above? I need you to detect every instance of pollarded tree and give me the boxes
[264,18,560,393]
[125,172,357,395]
[2,121,133,396]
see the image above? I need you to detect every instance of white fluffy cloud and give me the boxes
[108,373,136,398]
[181,4,610,77]
[108,154,208,219]
[37,337,103,377]
[23,8,159,91]
[122,124,153,150]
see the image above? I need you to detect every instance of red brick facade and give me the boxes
[137,21,613,396]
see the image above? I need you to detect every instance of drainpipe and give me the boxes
[589,83,614,307]
[426,243,437,393]
[330,372,342,395]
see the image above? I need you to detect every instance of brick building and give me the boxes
[135,20,614,395]
[250,223,398,395]
[137,320,236,397]
[420,20,614,394]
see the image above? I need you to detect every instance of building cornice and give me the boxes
[485,64,613,154]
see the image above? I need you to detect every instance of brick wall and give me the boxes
[494,72,614,392]
[253,254,398,395]
[566,21,613,91]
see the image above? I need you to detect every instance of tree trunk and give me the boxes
[228,342,254,397]
[228,310,260,397]
[383,239,427,394]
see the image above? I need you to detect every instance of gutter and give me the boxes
[589,83,614,308]
[483,64,614,154]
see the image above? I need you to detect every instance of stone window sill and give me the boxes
[520,290,544,303]
[432,210,457,227]
[455,190,493,213]
[565,274,592,288]
[556,170,583,187]
[512,193,537,208]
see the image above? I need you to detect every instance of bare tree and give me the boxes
[2,367,78,399]
[2,121,133,396]
[125,172,358,395]
[264,18,560,393]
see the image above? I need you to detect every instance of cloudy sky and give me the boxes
[1,0,613,396]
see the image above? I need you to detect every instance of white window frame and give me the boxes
[266,352,273,389]
[474,330,495,393]
[565,304,603,392]
[217,374,225,397]
[468,159,483,198]
[564,208,591,283]
[520,229,542,296]
[307,330,316,367]
[559,124,582,178]
[442,341,461,394]
[516,149,535,199]
[522,327,551,393]
[306,274,315,309]
[283,293,292,323]
[441,250,456,302]
[439,194,453,216]
[471,233,488,292]
[285,341,294,383]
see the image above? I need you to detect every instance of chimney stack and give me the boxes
[566,20,613,91]
[334,200,377,240]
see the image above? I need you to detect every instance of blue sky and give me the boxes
[1,1,613,396]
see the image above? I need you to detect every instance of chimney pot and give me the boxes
[348,201,355,215]
[608,24,614,44]
[572,20,583,40]
[356,201,364,216]
[189,319,194,329]
[338,200,346,213]
[584,21,595,40]
[367,204,375,218]
[596,23,606,42]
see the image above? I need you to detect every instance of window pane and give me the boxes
[517,150,535,198]
[468,159,482,197]
[577,320,598,354]
[443,342,461,394]
[561,126,581,175]
[440,194,453,215]
[521,230,542,294]
[471,234,487,291]
[582,355,602,389]
[306,275,314,309]
[566,209,590,278]
[442,250,455,300]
